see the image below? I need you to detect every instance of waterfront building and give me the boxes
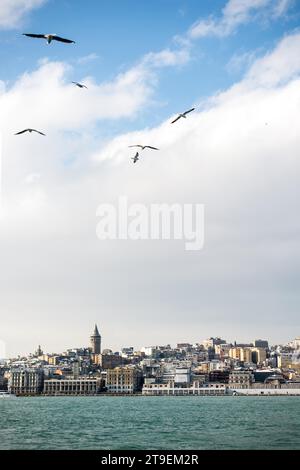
[209,370,230,383]
[228,383,300,396]
[228,370,254,389]
[105,367,143,393]
[0,371,7,390]
[264,375,285,388]
[142,381,227,396]
[44,378,101,395]
[9,369,44,395]
[253,370,278,383]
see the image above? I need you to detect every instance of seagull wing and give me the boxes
[72,82,87,88]
[145,146,159,150]
[183,108,195,116]
[52,35,75,44]
[132,152,139,163]
[171,115,181,124]
[14,129,28,135]
[128,145,142,149]
[23,33,45,39]
[33,130,46,136]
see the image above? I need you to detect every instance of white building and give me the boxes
[44,378,100,395]
[142,381,227,396]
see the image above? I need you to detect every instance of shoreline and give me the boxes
[3,393,300,398]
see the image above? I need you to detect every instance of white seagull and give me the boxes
[171,108,195,124]
[72,81,88,89]
[15,129,46,136]
[23,33,75,44]
[128,145,159,151]
[131,152,139,164]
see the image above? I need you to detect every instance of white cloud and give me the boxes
[226,50,258,74]
[1,32,300,354]
[189,0,292,38]
[245,33,300,87]
[76,53,100,65]
[0,0,47,29]
[0,39,193,136]
[273,0,294,18]
[143,48,191,68]
[0,60,154,133]
[24,173,41,184]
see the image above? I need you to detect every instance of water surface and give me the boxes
[1,396,299,449]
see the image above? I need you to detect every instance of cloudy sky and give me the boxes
[0,0,300,357]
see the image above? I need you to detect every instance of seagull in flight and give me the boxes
[72,82,88,89]
[131,152,139,163]
[15,129,46,136]
[23,33,75,44]
[171,108,195,124]
[128,145,159,151]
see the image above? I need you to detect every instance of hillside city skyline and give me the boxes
[2,324,299,359]
[1,324,299,398]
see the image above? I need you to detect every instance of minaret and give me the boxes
[90,324,101,355]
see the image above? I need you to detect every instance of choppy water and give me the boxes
[1,396,300,450]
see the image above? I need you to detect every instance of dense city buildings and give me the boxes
[1,327,300,396]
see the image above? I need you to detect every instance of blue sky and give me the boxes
[1,0,299,131]
[1,1,300,355]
